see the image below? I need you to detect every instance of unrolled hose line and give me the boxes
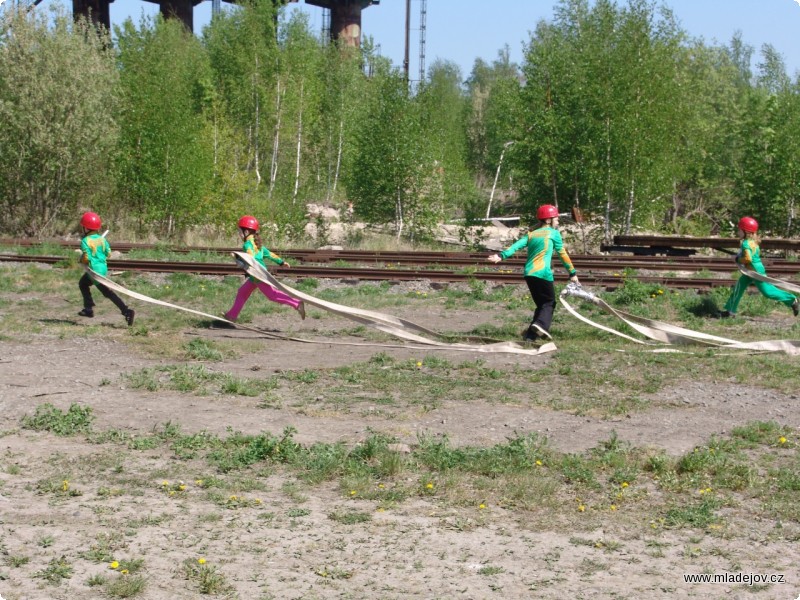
[87,263,555,357]
[559,282,800,355]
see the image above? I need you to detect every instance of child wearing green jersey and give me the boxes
[223,215,305,322]
[488,204,579,342]
[77,212,135,326]
[720,216,799,318]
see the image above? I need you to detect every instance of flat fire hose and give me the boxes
[738,265,800,294]
[87,262,555,357]
[559,282,800,355]
[231,251,555,356]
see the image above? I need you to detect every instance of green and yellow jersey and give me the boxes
[499,227,576,281]
[80,233,111,276]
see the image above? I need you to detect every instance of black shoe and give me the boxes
[522,328,539,343]
[793,299,799,317]
[78,308,94,318]
[718,310,734,319]
[124,309,135,326]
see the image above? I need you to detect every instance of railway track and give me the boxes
[2,237,798,289]
[3,237,800,273]
[0,252,741,289]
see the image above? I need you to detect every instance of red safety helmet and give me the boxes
[238,215,259,231]
[80,212,102,230]
[536,204,559,220]
[738,216,758,233]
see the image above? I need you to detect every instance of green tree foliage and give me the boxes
[734,45,800,235]
[115,17,214,237]
[416,60,481,223]
[0,5,117,236]
[270,10,325,232]
[203,0,278,194]
[2,0,800,240]
[515,0,702,238]
[344,67,434,239]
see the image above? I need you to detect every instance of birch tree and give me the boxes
[0,5,117,236]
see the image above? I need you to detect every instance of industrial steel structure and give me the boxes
[24,0,378,46]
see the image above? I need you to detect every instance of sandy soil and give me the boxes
[1,284,799,599]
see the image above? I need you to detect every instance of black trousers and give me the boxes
[79,273,128,313]
[524,276,556,332]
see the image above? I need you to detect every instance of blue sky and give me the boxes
[30,0,800,79]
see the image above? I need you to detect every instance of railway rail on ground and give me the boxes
[1,237,799,290]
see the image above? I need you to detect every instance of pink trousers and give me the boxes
[225,279,300,320]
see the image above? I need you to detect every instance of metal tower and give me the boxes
[418,0,426,83]
[321,7,330,44]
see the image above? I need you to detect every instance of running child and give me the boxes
[720,216,799,318]
[487,204,579,342]
[77,212,135,326]
[223,215,305,322]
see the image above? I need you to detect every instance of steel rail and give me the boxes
[0,253,734,289]
[3,238,800,274]
[613,234,800,251]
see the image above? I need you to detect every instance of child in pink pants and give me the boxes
[224,215,305,322]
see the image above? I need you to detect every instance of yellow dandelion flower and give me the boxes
[479,503,486,509]
[61,480,69,491]
[229,495,238,501]
[416,361,422,368]
[169,491,176,496]
[350,490,357,496]
[779,436,787,444]
[378,483,384,489]
[120,569,129,575]
[178,485,186,491]
[198,558,206,565]
[535,460,543,467]
[162,481,169,487]
[109,561,119,570]
[425,482,434,489]
[195,479,203,485]
[255,499,262,504]
[610,504,617,511]
[658,289,664,294]
[650,294,656,298]
[621,482,629,488]
[578,505,585,512]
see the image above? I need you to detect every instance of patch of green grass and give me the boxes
[34,556,73,585]
[184,338,225,361]
[731,421,789,445]
[106,574,147,598]
[664,497,721,528]
[4,555,29,568]
[328,510,372,524]
[21,403,94,436]
[123,366,279,398]
[182,559,233,595]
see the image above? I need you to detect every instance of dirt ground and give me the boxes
[1,278,800,599]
